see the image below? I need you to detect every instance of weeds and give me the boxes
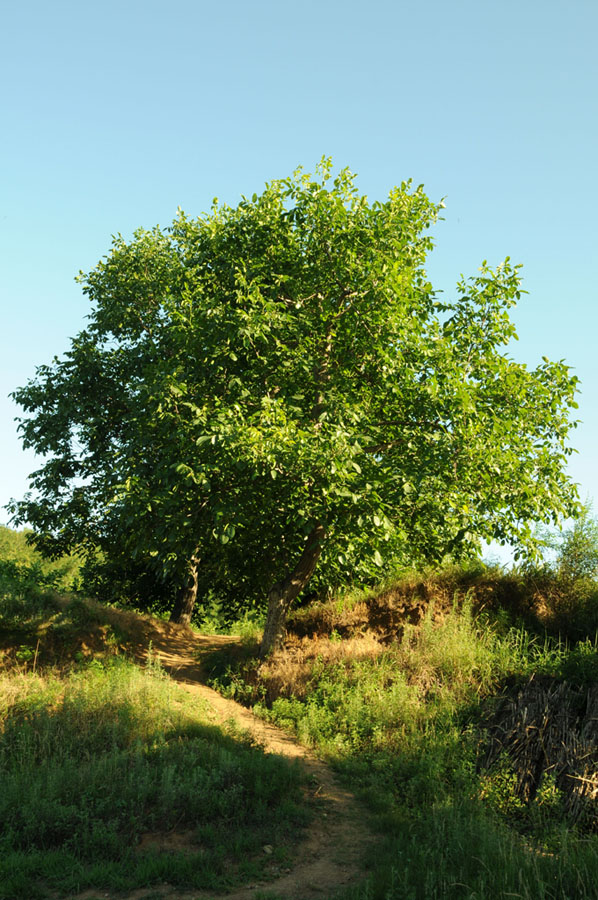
[0,659,308,899]
[4,528,598,900]
[209,567,598,899]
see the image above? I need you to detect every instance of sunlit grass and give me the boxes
[209,569,598,899]
[0,658,308,899]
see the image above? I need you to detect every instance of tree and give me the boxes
[10,160,580,655]
[556,506,598,582]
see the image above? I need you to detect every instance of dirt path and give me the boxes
[120,617,375,900]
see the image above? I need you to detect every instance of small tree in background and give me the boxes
[529,506,598,640]
[556,506,598,582]
[10,161,580,655]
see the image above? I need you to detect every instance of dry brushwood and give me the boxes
[482,676,598,825]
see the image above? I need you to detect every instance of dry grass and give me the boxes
[482,675,598,825]
[288,563,598,648]
[0,593,201,674]
[257,632,386,702]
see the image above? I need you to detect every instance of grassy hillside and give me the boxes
[206,565,598,900]
[0,561,309,899]
[2,525,598,899]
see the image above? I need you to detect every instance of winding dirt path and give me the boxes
[122,617,375,900]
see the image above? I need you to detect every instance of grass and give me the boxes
[0,575,310,899]
[0,659,309,899]
[345,801,598,900]
[4,530,598,900]
[206,574,598,900]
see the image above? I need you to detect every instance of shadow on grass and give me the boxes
[0,659,309,900]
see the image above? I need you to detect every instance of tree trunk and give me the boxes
[170,553,200,626]
[259,523,325,658]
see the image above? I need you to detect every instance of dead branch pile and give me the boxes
[481,676,598,825]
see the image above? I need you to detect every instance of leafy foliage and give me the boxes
[556,507,598,581]
[0,526,80,593]
[10,161,580,627]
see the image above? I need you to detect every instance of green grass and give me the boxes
[0,659,309,899]
[209,586,598,900]
[4,533,598,900]
[342,801,598,900]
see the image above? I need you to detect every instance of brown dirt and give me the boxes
[74,608,375,900]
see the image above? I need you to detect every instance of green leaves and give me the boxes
[10,161,580,621]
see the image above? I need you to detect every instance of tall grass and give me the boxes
[209,576,598,900]
[344,801,598,900]
[0,659,308,899]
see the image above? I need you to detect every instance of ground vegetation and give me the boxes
[3,530,598,898]
[206,559,598,899]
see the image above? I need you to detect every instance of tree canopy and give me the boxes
[11,160,580,653]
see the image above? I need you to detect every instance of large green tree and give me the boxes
[11,161,579,654]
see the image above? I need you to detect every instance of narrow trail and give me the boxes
[117,616,375,900]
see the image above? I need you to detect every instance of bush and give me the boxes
[557,508,598,582]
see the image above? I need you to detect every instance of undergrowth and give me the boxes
[0,658,308,899]
[4,526,598,900]
[207,576,598,900]
[0,556,309,899]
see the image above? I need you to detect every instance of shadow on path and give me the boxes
[120,618,375,900]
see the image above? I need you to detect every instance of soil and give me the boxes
[76,611,376,900]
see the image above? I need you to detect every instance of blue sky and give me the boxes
[1,0,596,556]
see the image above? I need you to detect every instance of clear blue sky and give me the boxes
[1,0,596,555]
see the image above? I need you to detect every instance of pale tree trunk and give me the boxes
[260,523,325,658]
[170,552,201,626]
